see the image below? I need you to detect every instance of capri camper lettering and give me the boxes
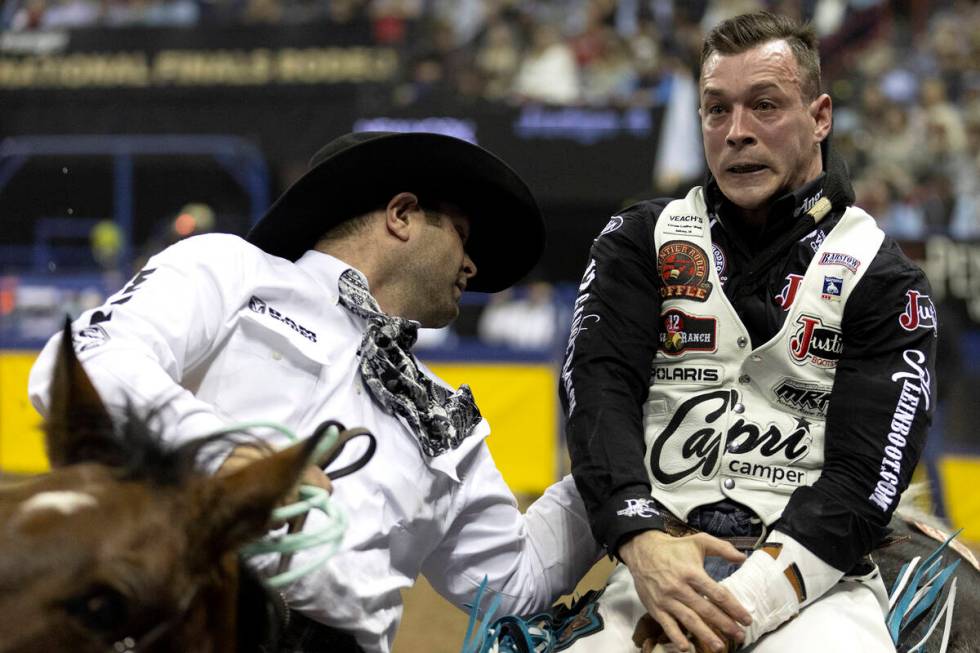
[649,389,811,488]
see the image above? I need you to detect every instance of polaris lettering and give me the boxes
[653,366,721,384]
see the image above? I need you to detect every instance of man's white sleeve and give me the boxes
[28,235,248,451]
[421,443,602,616]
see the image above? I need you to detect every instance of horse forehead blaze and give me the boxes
[16,490,98,517]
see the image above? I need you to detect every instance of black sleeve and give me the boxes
[561,205,665,555]
[774,242,938,570]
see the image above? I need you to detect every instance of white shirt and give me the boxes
[28,233,600,653]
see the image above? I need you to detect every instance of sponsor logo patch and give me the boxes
[772,378,832,417]
[899,290,937,335]
[663,213,705,237]
[598,215,623,237]
[820,276,843,301]
[652,364,722,385]
[712,243,728,284]
[658,241,713,302]
[248,296,317,343]
[800,228,825,253]
[659,309,717,355]
[562,259,600,416]
[794,189,824,217]
[775,274,804,311]
[73,325,109,352]
[248,296,267,314]
[819,251,861,273]
[616,498,660,518]
[869,349,931,511]
[789,314,843,368]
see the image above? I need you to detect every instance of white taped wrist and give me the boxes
[720,549,800,646]
[764,530,844,609]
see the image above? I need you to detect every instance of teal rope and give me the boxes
[207,421,349,588]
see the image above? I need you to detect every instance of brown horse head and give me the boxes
[0,322,324,652]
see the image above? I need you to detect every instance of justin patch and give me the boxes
[899,290,937,335]
[659,309,717,355]
[789,314,843,368]
[658,241,713,302]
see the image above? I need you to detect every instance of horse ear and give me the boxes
[45,318,120,468]
[191,434,324,556]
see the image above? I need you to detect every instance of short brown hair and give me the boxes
[700,11,822,101]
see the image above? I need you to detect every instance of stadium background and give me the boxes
[0,1,977,651]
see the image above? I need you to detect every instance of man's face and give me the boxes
[699,39,830,214]
[405,204,476,328]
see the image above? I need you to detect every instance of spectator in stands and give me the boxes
[512,23,579,105]
[477,280,558,350]
[475,19,522,100]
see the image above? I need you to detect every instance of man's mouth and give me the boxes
[727,163,768,174]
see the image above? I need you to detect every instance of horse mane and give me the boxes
[52,404,268,487]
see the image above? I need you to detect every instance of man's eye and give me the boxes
[63,585,130,633]
[756,100,776,110]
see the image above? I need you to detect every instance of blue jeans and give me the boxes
[686,502,762,582]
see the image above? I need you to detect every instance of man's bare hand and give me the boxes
[218,444,332,522]
[619,530,751,653]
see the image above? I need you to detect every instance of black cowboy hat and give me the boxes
[246,131,545,293]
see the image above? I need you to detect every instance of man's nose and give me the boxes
[726,106,757,147]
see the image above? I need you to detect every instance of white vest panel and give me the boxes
[644,186,885,524]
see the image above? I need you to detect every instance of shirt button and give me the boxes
[736,336,749,348]
[272,351,283,361]
[750,355,763,362]
[724,478,735,489]
[738,374,751,384]
[733,402,745,413]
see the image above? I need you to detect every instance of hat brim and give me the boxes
[246,132,544,293]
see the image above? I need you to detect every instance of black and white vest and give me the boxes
[644,186,885,524]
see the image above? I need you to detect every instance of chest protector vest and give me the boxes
[645,186,884,525]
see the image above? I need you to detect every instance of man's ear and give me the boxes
[385,192,420,242]
[811,93,833,142]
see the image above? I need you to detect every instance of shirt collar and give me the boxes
[294,250,368,307]
[704,138,853,237]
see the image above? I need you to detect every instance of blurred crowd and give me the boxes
[6,0,979,241]
[3,0,979,350]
